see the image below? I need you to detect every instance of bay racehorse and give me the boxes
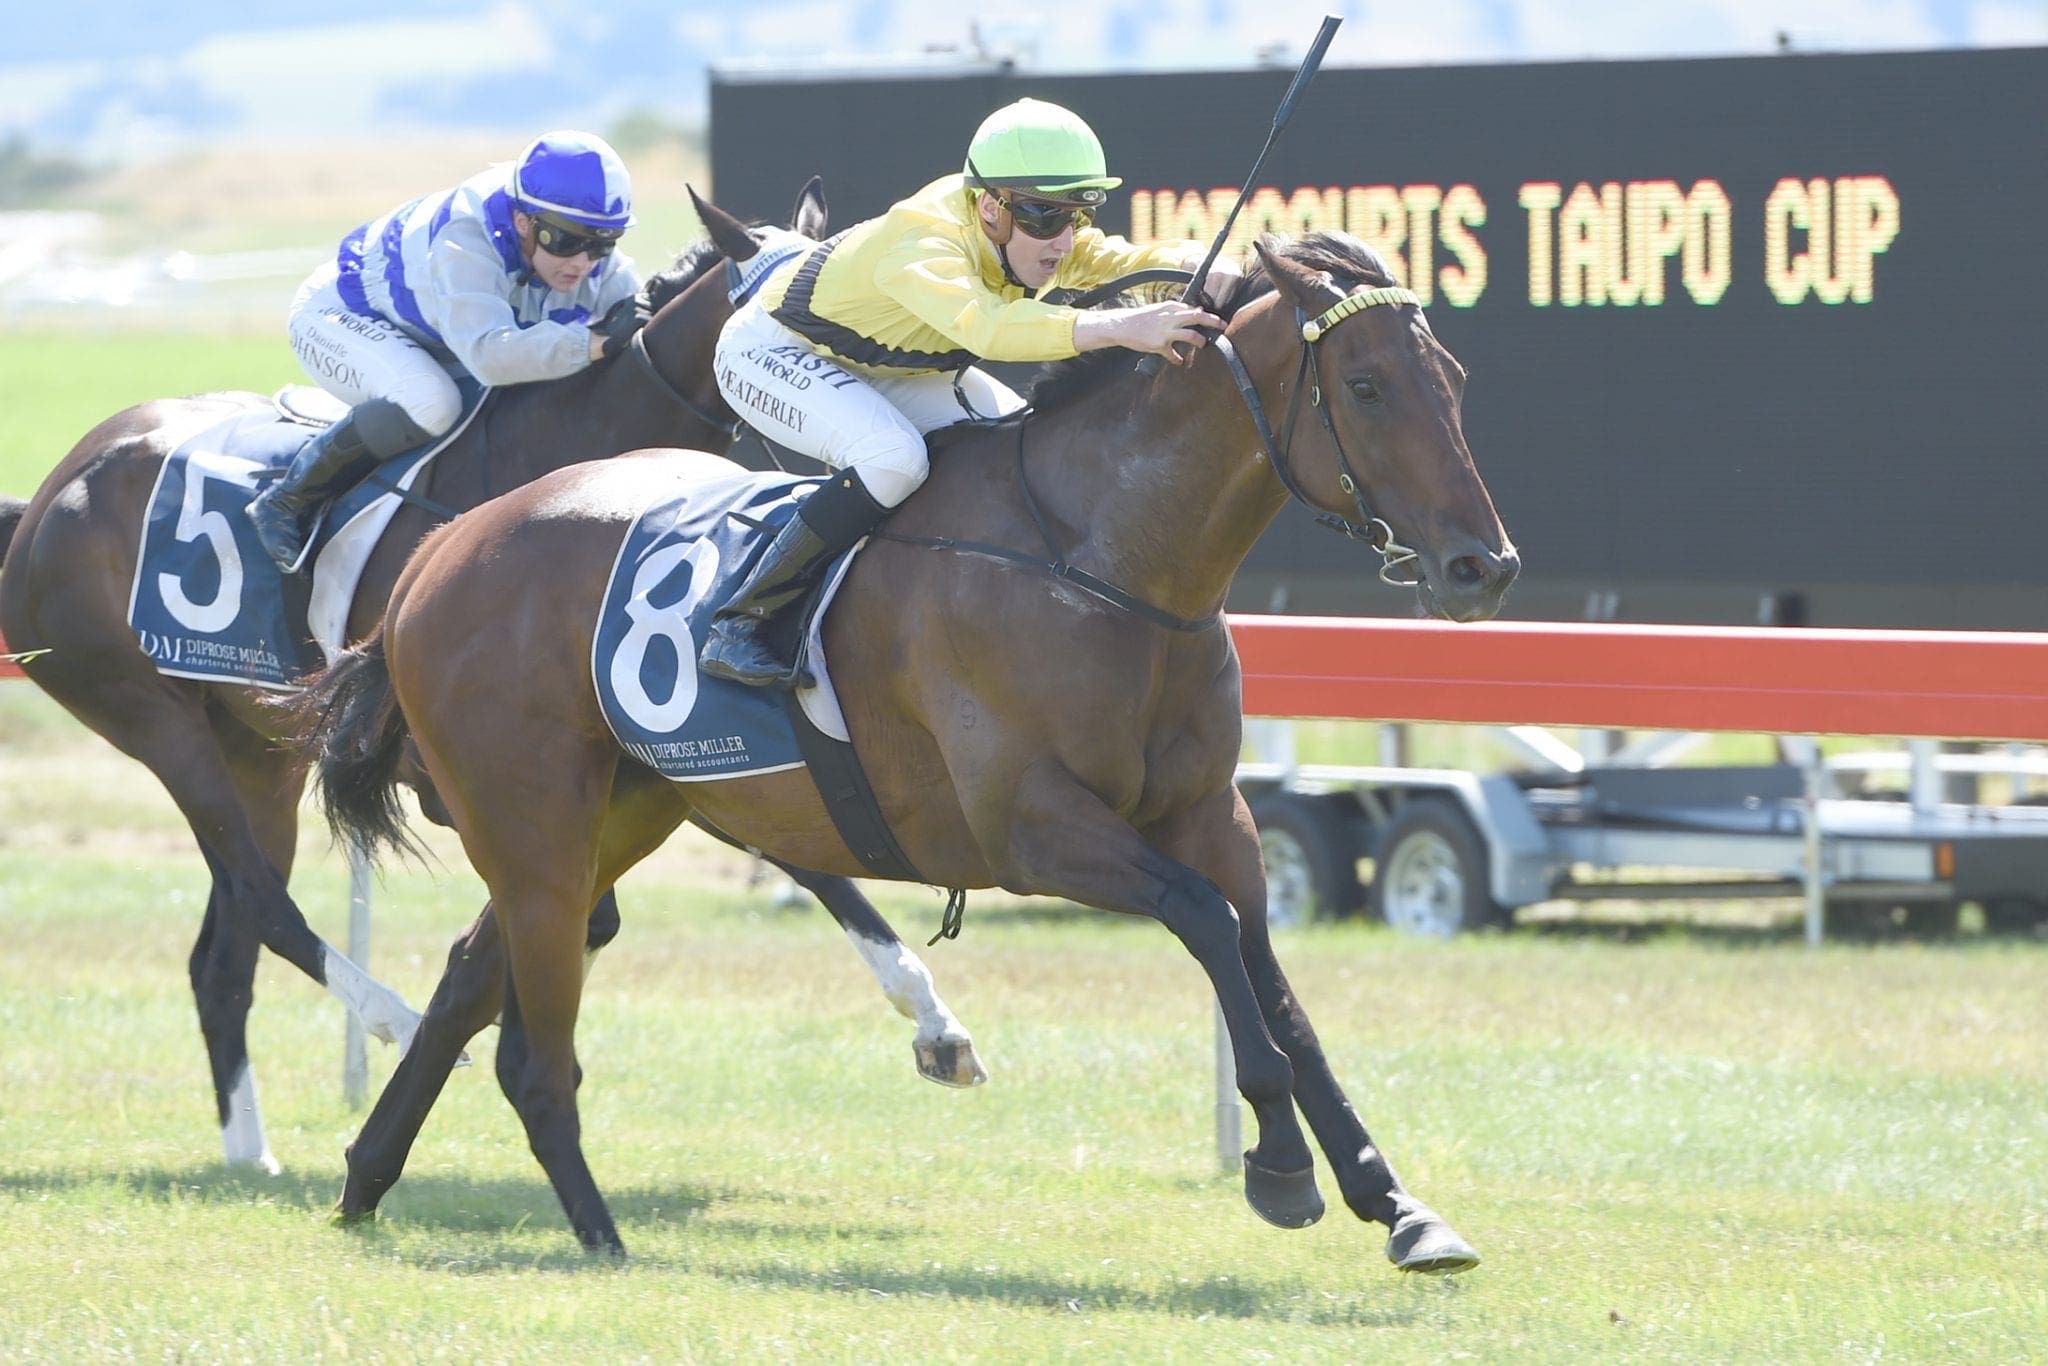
[0,182,981,1172]
[306,228,1516,1270]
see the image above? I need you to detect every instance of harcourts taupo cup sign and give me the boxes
[713,49,2047,627]
[1128,173,1895,312]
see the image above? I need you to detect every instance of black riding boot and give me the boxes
[699,472,890,688]
[248,398,431,573]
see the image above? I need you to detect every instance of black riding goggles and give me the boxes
[531,215,623,260]
[1000,194,1093,240]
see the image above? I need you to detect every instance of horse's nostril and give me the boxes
[1444,547,1518,594]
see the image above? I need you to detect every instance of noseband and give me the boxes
[1212,284,1424,587]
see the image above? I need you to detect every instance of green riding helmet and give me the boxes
[963,98,1121,207]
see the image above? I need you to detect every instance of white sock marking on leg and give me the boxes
[323,943,421,1052]
[221,1062,280,1175]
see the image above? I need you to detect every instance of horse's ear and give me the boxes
[1255,240,1343,314]
[790,175,828,240]
[689,184,759,261]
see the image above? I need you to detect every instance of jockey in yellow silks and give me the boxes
[702,97,1231,688]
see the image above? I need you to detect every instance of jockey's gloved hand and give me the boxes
[594,296,653,361]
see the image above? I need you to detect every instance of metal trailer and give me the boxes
[1239,724,2048,940]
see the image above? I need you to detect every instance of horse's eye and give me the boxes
[1347,377,1382,404]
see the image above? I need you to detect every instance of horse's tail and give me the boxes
[0,495,27,568]
[296,630,425,865]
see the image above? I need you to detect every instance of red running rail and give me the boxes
[1229,615,2048,742]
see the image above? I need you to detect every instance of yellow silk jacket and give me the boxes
[757,173,1192,376]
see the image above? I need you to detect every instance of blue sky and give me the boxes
[6,0,2044,161]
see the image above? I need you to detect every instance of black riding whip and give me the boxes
[1138,12,1343,376]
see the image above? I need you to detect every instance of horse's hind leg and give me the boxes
[1157,787,1479,1274]
[339,906,508,1221]
[770,859,987,1087]
[586,888,623,964]
[339,887,621,1222]
[187,897,274,1172]
[186,715,306,1173]
[491,853,618,1249]
[31,664,417,1047]
[418,726,692,1252]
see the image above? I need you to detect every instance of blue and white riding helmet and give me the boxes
[511,130,636,232]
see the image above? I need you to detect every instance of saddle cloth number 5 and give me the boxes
[159,450,259,635]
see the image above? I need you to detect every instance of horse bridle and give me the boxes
[1211,284,1424,587]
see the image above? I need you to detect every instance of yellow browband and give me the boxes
[1300,286,1423,342]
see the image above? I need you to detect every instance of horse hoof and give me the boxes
[1385,1204,1481,1274]
[1242,1153,1325,1228]
[363,995,422,1053]
[331,1203,377,1229]
[225,1148,283,1177]
[916,1036,989,1088]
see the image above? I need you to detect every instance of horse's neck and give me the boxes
[633,293,726,444]
[1030,313,1294,622]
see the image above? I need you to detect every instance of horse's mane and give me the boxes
[639,239,726,314]
[1026,232,1400,414]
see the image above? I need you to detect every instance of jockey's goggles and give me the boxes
[999,193,1093,240]
[531,214,623,260]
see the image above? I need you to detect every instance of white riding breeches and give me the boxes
[713,297,1024,508]
[287,263,466,437]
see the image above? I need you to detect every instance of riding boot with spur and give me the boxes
[248,397,432,573]
[698,471,889,689]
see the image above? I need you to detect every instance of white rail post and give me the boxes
[1213,998,1241,1173]
[344,841,372,1108]
[1802,746,1825,948]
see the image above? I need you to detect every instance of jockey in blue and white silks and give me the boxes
[251,130,648,573]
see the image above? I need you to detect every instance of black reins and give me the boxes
[629,329,739,439]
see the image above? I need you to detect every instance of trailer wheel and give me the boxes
[1369,800,1504,939]
[1825,899,1960,938]
[1250,793,1363,929]
[1981,896,2048,934]
[1900,901,1961,937]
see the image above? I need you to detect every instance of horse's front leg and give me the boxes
[980,766,1319,1227]
[1155,787,1480,1274]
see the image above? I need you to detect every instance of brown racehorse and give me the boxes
[0,182,980,1172]
[305,227,1517,1270]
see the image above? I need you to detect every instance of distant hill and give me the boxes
[0,134,711,329]
[34,134,706,254]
